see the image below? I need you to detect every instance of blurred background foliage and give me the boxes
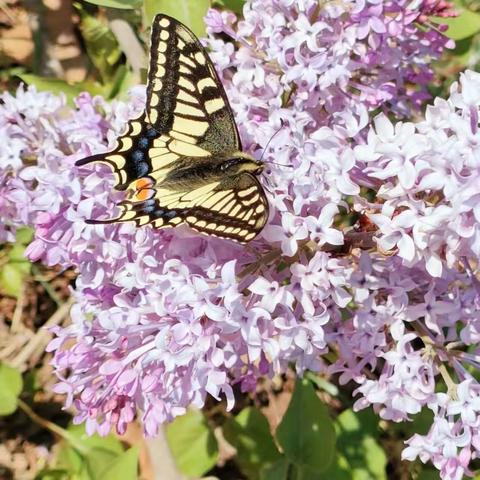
[0,0,480,479]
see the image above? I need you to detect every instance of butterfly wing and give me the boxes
[184,173,269,242]
[76,14,241,190]
[75,113,157,191]
[76,14,269,242]
[95,171,269,243]
[146,14,241,155]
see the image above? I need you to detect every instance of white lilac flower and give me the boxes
[359,71,480,277]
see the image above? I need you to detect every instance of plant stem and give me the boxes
[32,264,62,306]
[438,364,458,400]
[11,297,74,370]
[17,398,89,455]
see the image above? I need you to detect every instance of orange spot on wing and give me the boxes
[134,188,155,201]
[131,178,155,202]
[134,178,154,190]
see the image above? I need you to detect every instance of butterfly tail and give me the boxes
[75,153,106,167]
[75,152,134,192]
[85,218,116,225]
[85,198,176,229]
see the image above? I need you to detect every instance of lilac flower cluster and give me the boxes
[0,86,144,246]
[0,87,65,243]
[2,0,479,478]
[357,71,480,278]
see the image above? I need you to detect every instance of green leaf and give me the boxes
[0,228,34,291]
[56,445,89,480]
[350,437,386,480]
[57,424,125,480]
[223,407,281,479]
[34,469,71,480]
[451,36,474,56]
[0,363,23,415]
[83,0,142,9]
[391,408,434,437]
[15,228,34,245]
[260,459,290,480]
[276,379,336,473]
[78,9,123,83]
[144,0,210,38]
[333,409,387,480]
[63,424,124,455]
[418,469,441,480]
[166,409,218,477]
[213,0,245,13]
[107,64,135,99]
[17,74,105,106]
[320,453,352,480]
[101,447,139,480]
[433,9,480,40]
[23,369,41,394]
[335,408,380,439]
[8,244,27,262]
[0,263,25,298]
[305,373,339,397]
[262,461,340,480]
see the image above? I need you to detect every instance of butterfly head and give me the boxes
[221,152,264,176]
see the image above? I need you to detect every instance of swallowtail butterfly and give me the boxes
[76,14,269,243]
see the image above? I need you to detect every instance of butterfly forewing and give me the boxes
[75,14,269,243]
[146,15,241,154]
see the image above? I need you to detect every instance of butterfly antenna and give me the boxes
[259,122,285,163]
[258,122,294,169]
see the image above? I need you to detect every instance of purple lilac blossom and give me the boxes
[2,1,479,479]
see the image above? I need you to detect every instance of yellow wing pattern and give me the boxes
[107,172,268,242]
[146,14,241,155]
[75,14,269,243]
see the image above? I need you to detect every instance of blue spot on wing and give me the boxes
[146,127,158,139]
[164,210,177,219]
[128,198,180,223]
[151,209,179,220]
[133,161,149,178]
[132,150,144,162]
[138,137,149,149]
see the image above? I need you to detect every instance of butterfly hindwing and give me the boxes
[76,113,158,191]
[100,172,268,243]
[184,173,269,242]
[76,14,269,243]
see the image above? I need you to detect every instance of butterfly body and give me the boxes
[76,14,269,243]
[161,153,263,184]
